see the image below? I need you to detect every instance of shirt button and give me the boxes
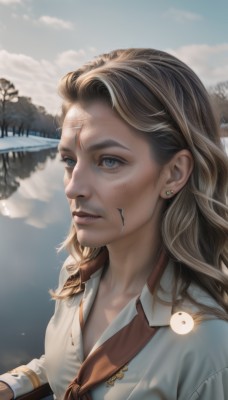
[170,311,194,335]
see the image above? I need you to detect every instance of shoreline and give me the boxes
[0,133,227,154]
[0,133,59,154]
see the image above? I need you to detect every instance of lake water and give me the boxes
[0,148,71,375]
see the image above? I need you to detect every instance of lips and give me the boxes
[72,210,101,225]
[72,210,100,218]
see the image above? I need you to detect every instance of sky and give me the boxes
[0,0,227,114]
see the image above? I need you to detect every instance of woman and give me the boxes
[0,48,227,400]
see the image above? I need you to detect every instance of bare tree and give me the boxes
[8,96,37,136]
[0,77,57,139]
[33,106,56,138]
[0,78,18,137]
[210,81,228,125]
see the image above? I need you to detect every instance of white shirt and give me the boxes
[1,257,228,399]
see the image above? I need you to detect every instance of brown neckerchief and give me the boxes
[63,249,168,400]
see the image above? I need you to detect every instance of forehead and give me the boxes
[60,101,144,148]
[61,104,87,137]
[63,102,121,131]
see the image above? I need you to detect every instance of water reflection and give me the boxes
[0,148,58,201]
[0,149,69,229]
[0,149,71,374]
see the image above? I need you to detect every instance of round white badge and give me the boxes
[170,311,194,335]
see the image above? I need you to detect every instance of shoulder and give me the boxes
[187,367,228,400]
[155,316,228,399]
[173,318,228,400]
[165,316,228,366]
[189,318,228,360]
[176,290,228,377]
[164,277,228,400]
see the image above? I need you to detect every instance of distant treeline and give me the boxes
[0,78,59,139]
[210,81,228,136]
[0,77,228,139]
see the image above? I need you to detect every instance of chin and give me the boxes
[77,234,106,248]
[76,228,120,248]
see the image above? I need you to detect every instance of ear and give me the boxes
[160,150,193,199]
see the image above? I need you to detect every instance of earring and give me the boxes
[166,190,174,196]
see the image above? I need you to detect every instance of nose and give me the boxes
[64,165,91,200]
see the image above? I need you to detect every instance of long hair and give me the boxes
[55,48,228,319]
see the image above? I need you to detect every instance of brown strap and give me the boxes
[64,300,158,400]
[63,250,168,400]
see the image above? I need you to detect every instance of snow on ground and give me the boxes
[0,132,59,153]
[0,132,227,154]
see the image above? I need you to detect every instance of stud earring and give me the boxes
[166,190,174,196]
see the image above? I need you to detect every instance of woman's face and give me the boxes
[59,101,167,248]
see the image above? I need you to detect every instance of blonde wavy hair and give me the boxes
[55,48,228,319]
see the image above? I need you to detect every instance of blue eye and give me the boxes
[60,157,76,169]
[100,157,122,168]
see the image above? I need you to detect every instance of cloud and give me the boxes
[0,0,22,3]
[56,49,87,68]
[0,48,97,114]
[39,15,74,30]
[0,44,227,115]
[167,43,228,85]
[11,13,74,29]
[22,13,30,20]
[164,7,202,23]
[0,49,60,113]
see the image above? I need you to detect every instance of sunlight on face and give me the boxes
[59,102,167,248]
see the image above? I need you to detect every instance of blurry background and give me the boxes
[0,0,228,123]
[0,0,227,374]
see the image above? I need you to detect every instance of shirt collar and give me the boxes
[82,249,220,328]
[140,260,174,326]
[140,260,221,327]
[85,249,173,327]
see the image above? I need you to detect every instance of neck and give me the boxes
[104,227,163,295]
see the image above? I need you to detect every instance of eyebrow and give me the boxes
[58,139,131,153]
[86,139,131,152]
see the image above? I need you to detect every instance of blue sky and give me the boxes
[0,0,227,113]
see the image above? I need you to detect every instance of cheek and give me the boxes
[105,170,161,215]
[130,168,160,198]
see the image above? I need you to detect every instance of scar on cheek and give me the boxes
[117,208,125,227]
